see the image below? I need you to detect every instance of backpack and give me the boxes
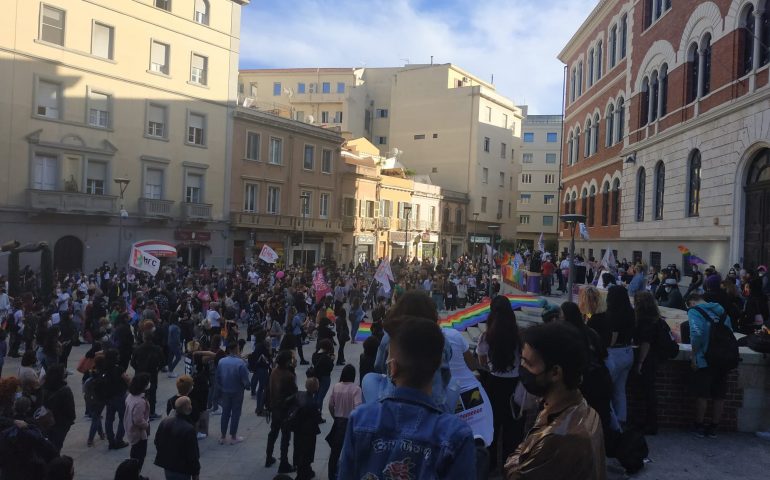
[692,306,740,371]
[654,318,680,360]
[609,428,648,474]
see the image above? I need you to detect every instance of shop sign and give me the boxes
[175,230,211,241]
[355,234,376,245]
[470,235,490,244]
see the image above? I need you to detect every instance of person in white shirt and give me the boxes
[207,305,222,335]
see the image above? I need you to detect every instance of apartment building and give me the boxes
[0,0,247,271]
[518,111,562,249]
[229,107,344,267]
[440,189,470,262]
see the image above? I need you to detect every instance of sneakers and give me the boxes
[756,431,770,441]
[278,461,296,474]
[196,432,208,440]
[167,372,179,378]
[230,436,244,444]
[210,407,222,415]
[299,360,309,365]
[692,423,706,438]
[149,413,161,421]
[109,440,129,450]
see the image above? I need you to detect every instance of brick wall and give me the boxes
[626,359,743,431]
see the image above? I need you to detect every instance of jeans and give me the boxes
[432,293,445,311]
[315,376,331,413]
[88,402,105,443]
[220,390,244,437]
[250,367,269,412]
[293,333,306,362]
[164,471,192,480]
[266,409,292,462]
[606,346,634,423]
[168,346,182,373]
[130,438,148,471]
[105,394,126,445]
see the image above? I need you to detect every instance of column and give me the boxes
[697,47,707,99]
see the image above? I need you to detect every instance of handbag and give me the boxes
[510,380,538,420]
[34,406,56,430]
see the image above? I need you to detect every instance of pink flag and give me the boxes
[313,268,331,302]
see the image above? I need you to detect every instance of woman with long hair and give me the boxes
[476,295,522,472]
[634,290,661,434]
[41,364,76,452]
[604,285,636,429]
[327,364,362,480]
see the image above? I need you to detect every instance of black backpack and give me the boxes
[655,318,680,360]
[609,428,648,474]
[692,306,740,371]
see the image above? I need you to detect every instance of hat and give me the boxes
[664,278,678,286]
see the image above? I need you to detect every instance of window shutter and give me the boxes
[374,200,380,218]
[398,202,404,219]
[92,23,111,58]
[189,113,203,129]
[88,162,107,182]
[151,42,167,66]
[90,92,109,111]
[192,54,205,70]
[38,81,59,110]
[148,104,164,123]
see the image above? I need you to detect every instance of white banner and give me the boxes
[537,232,545,253]
[374,259,395,292]
[129,246,160,276]
[258,244,279,264]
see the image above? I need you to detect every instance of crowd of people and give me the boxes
[0,250,764,480]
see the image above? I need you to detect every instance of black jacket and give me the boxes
[42,384,76,427]
[131,342,164,375]
[153,414,200,475]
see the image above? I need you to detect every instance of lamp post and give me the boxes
[559,213,586,302]
[404,204,412,263]
[487,224,500,299]
[113,178,130,267]
[472,212,479,263]
[300,193,309,269]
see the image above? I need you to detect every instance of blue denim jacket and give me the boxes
[338,386,476,480]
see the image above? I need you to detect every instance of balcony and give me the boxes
[343,216,355,231]
[232,212,341,233]
[455,223,467,234]
[442,222,467,235]
[360,217,377,231]
[295,217,343,233]
[378,217,391,230]
[138,198,174,219]
[28,189,117,214]
[181,202,212,221]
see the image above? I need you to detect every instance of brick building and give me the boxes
[559,0,770,271]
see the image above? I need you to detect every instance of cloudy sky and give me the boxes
[239,0,597,115]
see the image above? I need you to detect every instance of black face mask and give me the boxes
[519,365,550,397]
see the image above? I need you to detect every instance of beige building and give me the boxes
[440,189,470,262]
[237,64,524,245]
[0,0,248,271]
[229,107,344,267]
[517,111,562,249]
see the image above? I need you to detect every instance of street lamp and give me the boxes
[403,204,412,263]
[113,178,130,266]
[300,193,309,269]
[560,213,586,302]
[487,224,500,299]
[472,212,479,263]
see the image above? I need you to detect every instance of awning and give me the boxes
[133,240,177,258]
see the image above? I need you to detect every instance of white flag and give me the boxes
[579,222,590,240]
[374,259,395,292]
[485,244,497,266]
[601,247,616,271]
[537,232,545,252]
[258,244,279,264]
[129,247,160,276]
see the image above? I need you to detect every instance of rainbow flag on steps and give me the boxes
[354,294,546,342]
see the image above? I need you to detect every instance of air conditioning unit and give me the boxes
[309,83,317,93]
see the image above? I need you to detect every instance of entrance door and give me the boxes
[744,149,770,268]
[54,236,83,273]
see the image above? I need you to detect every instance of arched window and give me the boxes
[609,25,618,68]
[741,4,756,76]
[611,178,621,225]
[574,126,581,164]
[571,191,578,214]
[601,181,610,226]
[636,167,646,222]
[588,185,596,226]
[581,188,589,216]
[660,64,669,116]
[606,103,615,147]
[687,149,701,217]
[588,48,595,87]
[571,67,577,102]
[640,77,650,126]
[584,119,592,158]
[567,131,574,165]
[650,70,659,122]
[762,10,770,66]
[194,0,210,25]
[596,40,603,79]
[455,208,463,227]
[592,113,600,154]
[578,62,584,95]
[687,42,700,103]
[702,34,712,96]
[443,207,451,227]
[654,161,665,220]
[620,14,628,58]
[616,96,625,143]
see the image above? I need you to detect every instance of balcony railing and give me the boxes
[342,216,355,230]
[378,217,391,230]
[360,217,377,230]
[138,198,174,218]
[28,189,117,214]
[232,212,341,233]
[455,223,467,234]
[295,217,343,232]
[181,202,212,221]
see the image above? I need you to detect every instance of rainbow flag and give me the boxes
[354,294,546,342]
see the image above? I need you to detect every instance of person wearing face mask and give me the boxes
[154,396,201,480]
[659,278,686,310]
[504,322,606,480]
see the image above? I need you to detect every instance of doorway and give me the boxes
[53,236,83,273]
[744,148,770,268]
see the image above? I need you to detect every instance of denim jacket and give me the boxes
[338,386,476,480]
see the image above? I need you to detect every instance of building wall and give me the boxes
[379,174,414,261]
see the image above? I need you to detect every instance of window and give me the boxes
[91,22,114,60]
[303,145,315,170]
[297,83,306,94]
[32,153,58,190]
[741,5,756,77]
[301,191,312,215]
[485,106,492,122]
[545,153,557,164]
[687,43,699,103]
[588,185,596,226]
[636,167,646,222]
[320,193,330,218]
[414,134,426,140]
[321,111,330,123]
[376,109,388,118]
[611,178,620,225]
[523,132,534,143]
[377,136,387,145]
[502,114,509,128]
[650,251,662,271]
[654,161,665,220]
[295,111,305,122]
[481,197,487,213]
[650,72,660,122]
[322,149,332,173]
[185,173,203,203]
[433,133,438,138]
[616,97,625,143]
[702,35,712,96]
[584,118,592,157]
[147,103,166,138]
[381,199,393,218]
[155,0,170,10]
[36,79,61,119]
[190,54,208,85]
[577,62,583,95]
[194,0,209,25]
[269,137,283,164]
[596,40,603,80]
[591,114,599,154]
[40,5,65,46]
[544,194,554,205]
[543,215,554,226]
[581,188,588,215]
[605,104,615,147]
[687,150,701,217]
[570,68,577,102]
[144,168,163,199]
[510,176,513,190]
[243,184,258,212]
[483,137,490,152]
[85,161,106,195]
[601,182,610,226]
[521,174,532,184]
[499,172,505,187]
[345,198,356,217]
[620,14,628,59]
[567,131,574,165]
[187,113,205,146]
[150,40,169,74]
[336,82,345,94]
[546,132,558,143]
[641,77,650,126]
[267,186,280,214]
[322,82,331,93]
[273,82,281,96]
[523,153,533,163]
[333,111,343,123]
[545,174,555,184]
[482,168,489,184]
[609,26,617,68]
[574,126,581,163]
[520,194,531,204]
[88,91,111,128]
[246,132,260,160]
[501,143,507,158]
[588,48,595,87]
[520,215,530,224]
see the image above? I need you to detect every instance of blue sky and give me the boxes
[239,0,597,114]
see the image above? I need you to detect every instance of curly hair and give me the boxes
[0,377,21,411]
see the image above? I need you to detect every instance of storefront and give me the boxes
[354,234,375,265]
[174,230,212,268]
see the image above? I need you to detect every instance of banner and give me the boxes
[601,246,616,271]
[374,259,395,292]
[313,268,331,302]
[129,246,160,276]
[537,232,544,253]
[579,222,590,240]
[258,244,279,264]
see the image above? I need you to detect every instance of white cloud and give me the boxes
[239,0,596,114]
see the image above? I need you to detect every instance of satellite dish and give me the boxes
[306,115,315,124]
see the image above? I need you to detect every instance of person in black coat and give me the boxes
[41,364,76,452]
[154,396,200,480]
[131,331,164,419]
[290,378,321,480]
